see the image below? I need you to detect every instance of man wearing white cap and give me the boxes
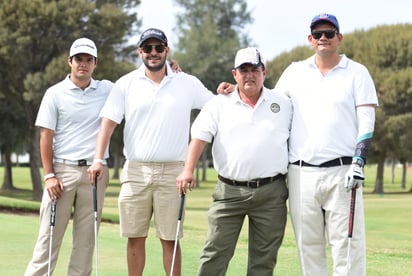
[176,47,292,275]
[25,37,112,276]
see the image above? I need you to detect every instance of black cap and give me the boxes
[138,28,168,47]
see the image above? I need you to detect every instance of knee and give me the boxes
[161,239,178,251]
[128,237,146,249]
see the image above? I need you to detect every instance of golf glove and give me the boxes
[344,164,364,192]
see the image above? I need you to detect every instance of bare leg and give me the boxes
[127,237,146,276]
[161,239,181,276]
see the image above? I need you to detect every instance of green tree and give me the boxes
[265,46,312,87]
[342,24,412,193]
[0,0,140,199]
[173,0,253,90]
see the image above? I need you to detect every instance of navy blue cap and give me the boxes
[138,28,168,47]
[310,13,340,32]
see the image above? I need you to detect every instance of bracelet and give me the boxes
[44,173,56,181]
[93,159,105,164]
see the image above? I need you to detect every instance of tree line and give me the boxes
[1,0,411,199]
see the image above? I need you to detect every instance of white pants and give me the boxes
[288,164,366,276]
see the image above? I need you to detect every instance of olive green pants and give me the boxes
[198,177,288,276]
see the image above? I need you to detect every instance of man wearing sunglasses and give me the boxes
[217,13,378,276]
[88,28,214,276]
[274,13,378,276]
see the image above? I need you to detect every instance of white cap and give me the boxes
[69,38,97,58]
[234,47,265,68]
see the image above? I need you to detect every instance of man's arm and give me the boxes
[345,105,376,191]
[176,139,208,195]
[40,127,64,200]
[87,118,118,183]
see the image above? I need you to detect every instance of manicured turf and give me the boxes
[0,166,411,275]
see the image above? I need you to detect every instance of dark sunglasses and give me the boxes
[311,30,338,39]
[141,44,166,53]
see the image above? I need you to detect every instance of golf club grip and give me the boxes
[178,194,185,220]
[50,200,56,226]
[348,188,357,238]
[93,174,98,212]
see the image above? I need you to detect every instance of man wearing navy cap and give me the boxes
[275,13,378,275]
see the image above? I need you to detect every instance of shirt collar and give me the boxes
[64,75,97,90]
[229,85,269,104]
[306,54,349,72]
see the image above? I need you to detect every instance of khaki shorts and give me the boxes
[118,160,184,240]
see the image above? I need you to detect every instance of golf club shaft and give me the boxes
[48,200,57,276]
[346,188,357,276]
[94,174,98,276]
[170,194,186,276]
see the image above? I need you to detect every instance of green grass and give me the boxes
[1,165,412,275]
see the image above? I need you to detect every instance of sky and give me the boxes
[138,0,412,60]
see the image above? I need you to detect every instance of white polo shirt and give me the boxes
[275,54,378,164]
[100,63,214,162]
[191,87,292,180]
[35,76,113,160]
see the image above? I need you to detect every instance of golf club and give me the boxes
[346,188,357,276]
[48,199,57,276]
[170,193,186,276]
[93,174,98,276]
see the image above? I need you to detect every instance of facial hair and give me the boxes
[143,55,167,72]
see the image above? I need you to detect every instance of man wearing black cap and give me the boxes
[88,28,214,276]
[275,13,378,275]
[176,47,292,275]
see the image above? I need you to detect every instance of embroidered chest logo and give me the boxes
[270,103,280,113]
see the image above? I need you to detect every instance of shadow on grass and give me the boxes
[0,187,35,200]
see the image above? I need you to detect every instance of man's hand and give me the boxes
[169,59,182,73]
[344,164,364,192]
[176,170,195,196]
[45,177,64,200]
[88,162,103,185]
[216,82,235,95]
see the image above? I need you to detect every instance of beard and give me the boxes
[143,56,166,72]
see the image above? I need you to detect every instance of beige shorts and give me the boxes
[118,160,184,240]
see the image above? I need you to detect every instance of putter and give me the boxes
[48,199,57,276]
[93,174,99,276]
[346,188,357,276]
[170,193,186,276]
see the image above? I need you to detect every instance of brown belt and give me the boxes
[218,174,285,188]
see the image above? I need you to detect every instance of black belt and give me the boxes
[291,156,352,168]
[218,174,285,188]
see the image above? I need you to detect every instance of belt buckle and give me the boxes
[78,159,87,166]
[247,180,259,188]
